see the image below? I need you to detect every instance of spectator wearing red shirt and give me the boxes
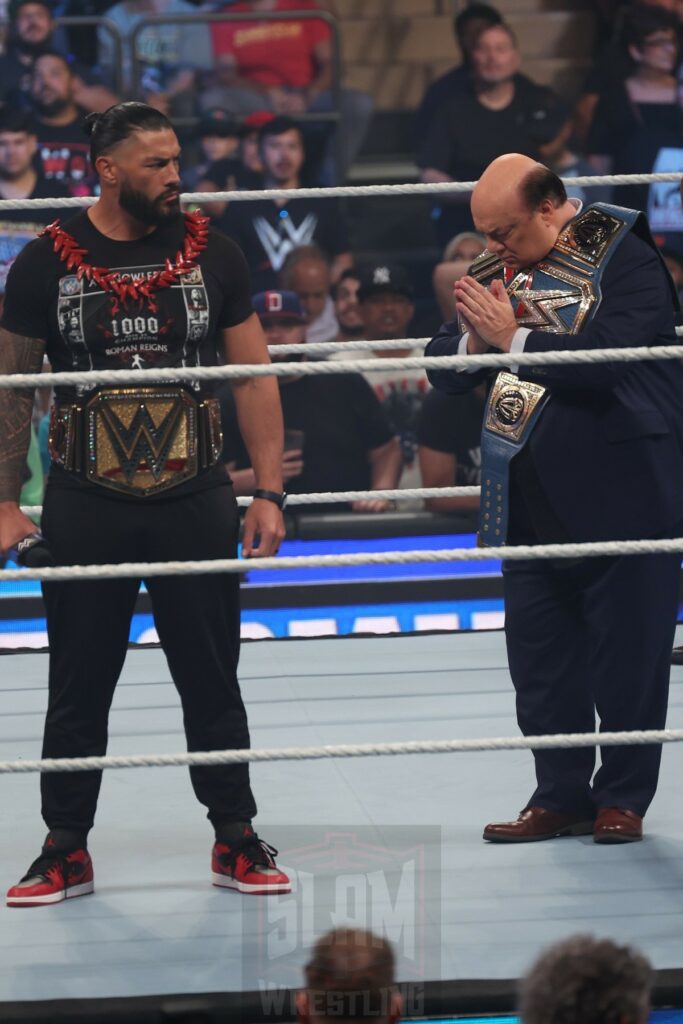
[204,0,373,183]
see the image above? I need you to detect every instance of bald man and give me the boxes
[427,154,683,844]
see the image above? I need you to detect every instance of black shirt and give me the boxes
[1,211,254,498]
[35,114,98,198]
[220,372,395,508]
[416,387,484,486]
[0,175,70,294]
[418,75,568,244]
[220,196,350,292]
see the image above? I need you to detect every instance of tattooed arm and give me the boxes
[0,328,46,552]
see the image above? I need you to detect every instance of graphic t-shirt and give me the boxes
[416,387,485,486]
[1,210,254,498]
[220,197,349,292]
[220,372,395,510]
[36,116,98,197]
[0,176,70,294]
[211,0,331,90]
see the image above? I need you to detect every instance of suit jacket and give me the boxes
[426,230,683,542]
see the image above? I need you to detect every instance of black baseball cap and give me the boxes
[357,263,414,302]
[197,108,240,139]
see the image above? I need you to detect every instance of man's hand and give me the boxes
[241,498,286,558]
[0,502,40,554]
[282,449,304,482]
[455,276,517,352]
[351,498,392,513]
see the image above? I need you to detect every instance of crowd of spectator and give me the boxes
[295,927,652,1024]
[6,0,683,524]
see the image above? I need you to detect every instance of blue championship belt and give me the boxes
[472,203,639,546]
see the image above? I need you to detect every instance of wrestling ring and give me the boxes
[3,174,683,1023]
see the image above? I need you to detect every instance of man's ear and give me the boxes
[389,989,403,1023]
[295,989,311,1024]
[95,154,117,186]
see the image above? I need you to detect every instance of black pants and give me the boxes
[503,549,681,818]
[40,481,257,834]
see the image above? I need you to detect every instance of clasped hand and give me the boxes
[454,276,517,352]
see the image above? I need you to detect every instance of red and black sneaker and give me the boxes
[212,827,291,895]
[6,848,94,907]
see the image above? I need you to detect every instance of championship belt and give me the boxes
[49,387,223,497]
[470,203,637,547]
[479,373,550,545]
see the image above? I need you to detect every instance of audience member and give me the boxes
[417,385,485,519]
[199,111,267,191]
[587,6,683,213]
[415,3,503,146]
[205,0,373,183]
[351,263,428,498]
[184,107,241,191]
[332,267,363,341]
[433,231,486,321]
[280,244,338,343]
[0,0,117,113]
[30,51,96,196]
[220,116,352,291]
[220,290,401,513]
[574,0,683,149]
[98,0,215,118]
[0,107,69,297]
[296,927,402,1024]
[518,935,652,1024]
[418,22,568,247]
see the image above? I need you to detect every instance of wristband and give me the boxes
[253,489,288,510]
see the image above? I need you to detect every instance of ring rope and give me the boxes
[0,172,679,211]
[18,486,482,518]
[0,727,682,775]
[4,343,683,390]
[2,536,683,582]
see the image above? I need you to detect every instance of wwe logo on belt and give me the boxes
[101,400,185,483]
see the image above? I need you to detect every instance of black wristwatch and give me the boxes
[253,488,288,510]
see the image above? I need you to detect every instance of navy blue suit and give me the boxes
[427,229,683,816]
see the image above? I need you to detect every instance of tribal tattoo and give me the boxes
[0,328,46,502]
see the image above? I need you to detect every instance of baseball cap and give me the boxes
[357,263,414,302]
[197,108,240,139]
[253,290,307,323]
[241,111,275,134]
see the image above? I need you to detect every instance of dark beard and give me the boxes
[338,321,365,338]
[35,96,70,119]
[119,180,181,227]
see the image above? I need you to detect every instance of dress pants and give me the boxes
[39,479,257,834]
[503,549,681,817]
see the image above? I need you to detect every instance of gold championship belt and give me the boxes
[484,372,550,444]
[471,203,633,546]
[49,387,223,497]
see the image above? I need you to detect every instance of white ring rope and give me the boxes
[3,536,683,582]
[0,728,682,775]
[19,486,482,518]
[4,343,683,390]
[0,172,679,210]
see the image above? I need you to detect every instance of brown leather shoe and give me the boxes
[593,807,643,844]
[483,806,595,843]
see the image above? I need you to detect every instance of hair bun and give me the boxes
[81,111,100,138]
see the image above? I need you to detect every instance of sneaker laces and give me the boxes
[21,852,70,884]
[219,833,280,873]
